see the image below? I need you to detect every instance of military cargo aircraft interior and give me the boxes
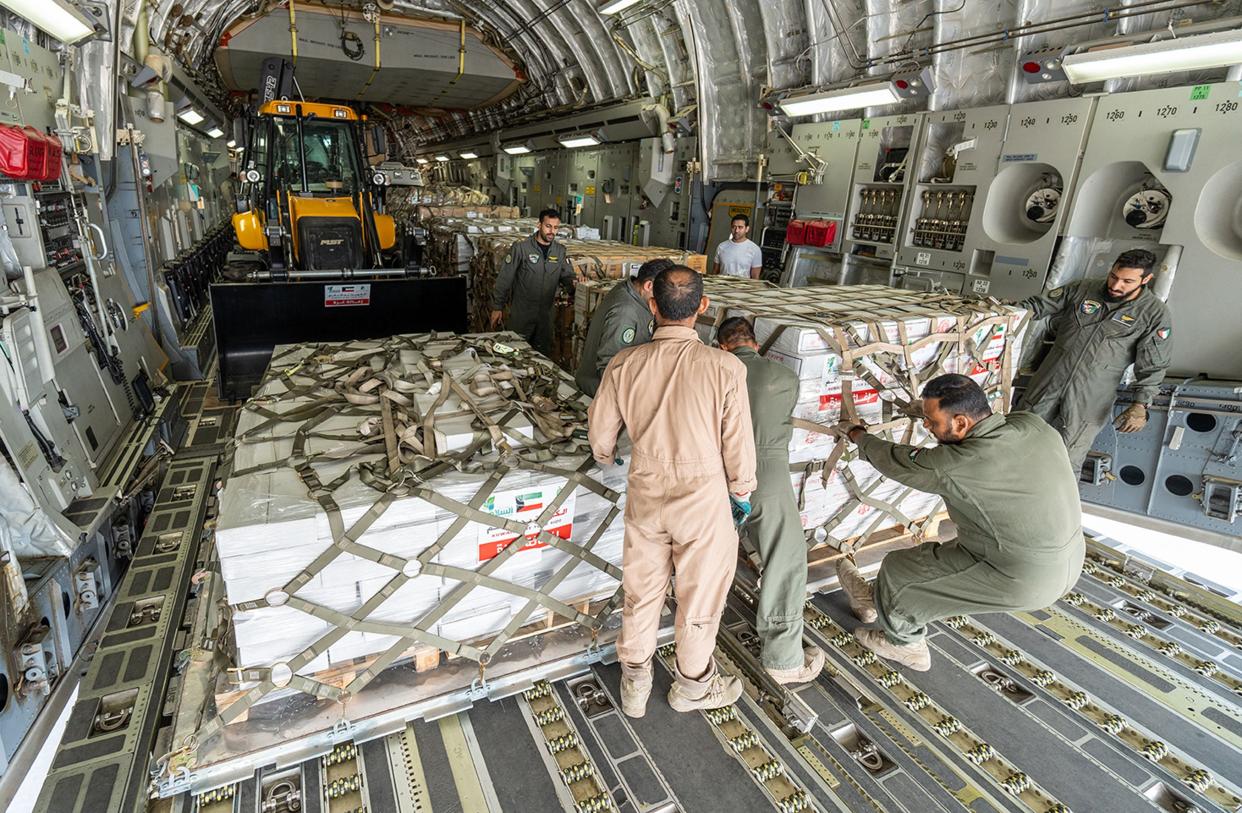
[0,0,1240,811]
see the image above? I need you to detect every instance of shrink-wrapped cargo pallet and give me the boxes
[212,333,627,719]
[470,233,708,367]
[423,216,537,277]
[696,285,1030,553]
[572,275,775,371]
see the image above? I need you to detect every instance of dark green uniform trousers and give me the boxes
[748,456,807,670]
[874,537,1084,644]
[856,411,1085,646]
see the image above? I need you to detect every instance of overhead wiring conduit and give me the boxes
[356,11,382,98]
[775,0,1219,103]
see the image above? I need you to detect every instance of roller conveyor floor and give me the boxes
[34,381,1242,813]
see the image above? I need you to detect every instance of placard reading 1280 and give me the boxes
[324,284,371,307]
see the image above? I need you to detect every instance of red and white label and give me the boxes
[477,486,576,562]
[818,387,879,411]
[324,284,371,308]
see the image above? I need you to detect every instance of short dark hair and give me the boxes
[634,257,676,284]
[921,374,991,420]
[730,213,750,227]
[652,266,703,321]
[716,316,756,346]
[1113,248,1156,276]
[538,208,561,222]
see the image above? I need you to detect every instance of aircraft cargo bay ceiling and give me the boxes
[132,0,1242,180]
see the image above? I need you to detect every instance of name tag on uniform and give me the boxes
[1111,313,1135,325]
[548,255,559,262]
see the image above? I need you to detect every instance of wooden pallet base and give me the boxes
[214,593,615,720]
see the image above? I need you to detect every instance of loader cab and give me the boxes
[234,101,394,272]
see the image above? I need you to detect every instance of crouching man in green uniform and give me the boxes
[832,374,1083,671]
[489,208,577,356]
[1018,248,1173,475]
[717,317,825,684]
[575,258,675,396]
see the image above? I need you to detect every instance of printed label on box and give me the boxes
[478,486,576,562]
[324,284,371,308]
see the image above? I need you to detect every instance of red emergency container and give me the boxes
[21,126,48,181]
[0,123,30,179]
[805,219,838,247]
[785,219,808,245]
[39,131,63,181]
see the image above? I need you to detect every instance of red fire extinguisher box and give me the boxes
[21,126,49,181]
[0,123,31,179]
[39,131,63,181]
[785,219,808,246]
[805,219,838,247]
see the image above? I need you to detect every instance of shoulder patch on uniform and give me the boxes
[504,254,513,263]
[620,326,636,344]
[1080,299,1101,316]
[1156,327,1171,341]
[648,318,655,335]
[1048,286,1064,299]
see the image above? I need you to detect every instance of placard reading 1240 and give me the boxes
[324,284,371,308]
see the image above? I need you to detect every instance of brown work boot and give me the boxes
[668,670,743,712]
[620,661,653,718]
[836,559,878,623]
[854,628,931,672]
[766,646,826,685]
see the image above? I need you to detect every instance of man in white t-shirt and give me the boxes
[713,213,764,279]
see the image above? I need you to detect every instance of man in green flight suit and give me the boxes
[489,209,577,356]
[1018,248,1173,475]
[831,374,1083,671]
[717,317,825,684]
[575,258,675,396]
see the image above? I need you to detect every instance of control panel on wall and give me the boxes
[843,113,925,262]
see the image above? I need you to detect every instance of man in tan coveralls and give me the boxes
[589,266,757,717]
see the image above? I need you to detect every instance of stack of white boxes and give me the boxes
[216,335,628,678]
[699,285,1027,546]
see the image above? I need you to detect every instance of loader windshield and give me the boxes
[272,117,362,195]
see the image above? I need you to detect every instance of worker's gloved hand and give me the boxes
[830,420,864,442]
[1114,403,1148,433]
[730,493,752,527]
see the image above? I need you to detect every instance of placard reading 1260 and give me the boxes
[324,284,371,307]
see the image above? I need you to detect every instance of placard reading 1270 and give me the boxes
[324,284,371,307]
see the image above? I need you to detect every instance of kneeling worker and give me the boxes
[575,258,675,396]
[833,374,1083,671]
[717,317,824,684]
[589,267,756,716]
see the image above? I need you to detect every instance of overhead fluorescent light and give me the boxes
[459,151,478,159]
[598,0,643,15]
[434,154,450,162]
[1062,29,1242,84]
[557,131,603,149]
[415,157,430,165]
[206,127,225,138]
[0,0,94,43]
[177,108,205,126]
[779,82,900,117]
[502,142,532,155]
[226,139,237,148]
